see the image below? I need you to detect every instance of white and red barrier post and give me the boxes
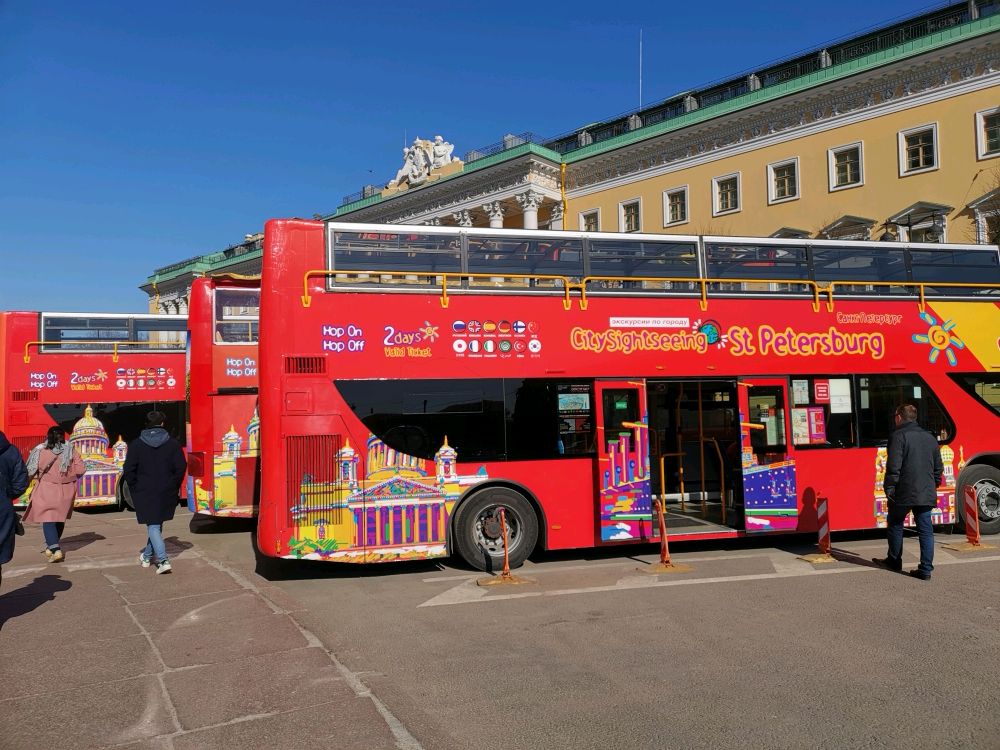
[800,495,835,563]
[943,484,995,552]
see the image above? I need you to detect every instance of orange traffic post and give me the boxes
[640,499,692,574]
[477,507,534,586]
[799,495,836,563]
[943,485,996,552]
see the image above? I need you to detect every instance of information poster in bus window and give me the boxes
[807,406,827,444]
[791,408,810,445]
[814,379,830,403]
[829,378,852,414]
[792,379,808,406]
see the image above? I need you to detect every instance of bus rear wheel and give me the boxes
[959,465,1000,536]
[452,487,538,572]
[116,477,134,512]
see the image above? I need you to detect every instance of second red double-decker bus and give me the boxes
[257,220,1000,570]
[0,311,188,509]
[186,275,260,517]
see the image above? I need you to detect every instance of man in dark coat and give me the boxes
[123,411,186,574]
[0,430,30,589]
[874,404,944,581]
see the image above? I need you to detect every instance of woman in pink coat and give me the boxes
[23,426,85,563]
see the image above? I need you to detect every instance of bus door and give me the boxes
[737,378,798,533]
[594,380,653,543]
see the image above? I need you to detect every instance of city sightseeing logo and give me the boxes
[912,311,964,366]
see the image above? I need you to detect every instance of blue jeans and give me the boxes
[140,523,168,563]
[886,504,934,575]
[42,521,65,550]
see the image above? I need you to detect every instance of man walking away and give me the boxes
[0,430,30,590]
[123,411,186,574]
[874,404,944,581]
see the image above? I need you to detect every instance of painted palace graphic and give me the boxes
[193,406,260,516]
[285,435,488,562]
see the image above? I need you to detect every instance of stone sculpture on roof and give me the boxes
[386,135,460,189]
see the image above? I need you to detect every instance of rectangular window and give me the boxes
[214,288,260,344]
[857,374,953,446]
[986,113,1000,155]
[581,210,599,232]
[768,159,798,203]
[621,201,641,232]
[977,108,1000,159]
[714,174,740,215]
[829,143,863,190]
[789,376,855,448]
[663,187,688,226]
[899,124,938,175]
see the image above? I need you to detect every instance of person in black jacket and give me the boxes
[123,411,186,575]
[874,404,944,581]
[0,429,30,590]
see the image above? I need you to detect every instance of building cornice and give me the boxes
[568,41,999,197]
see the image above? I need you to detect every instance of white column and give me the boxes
[452,209,473,227]
[483,201,505,228]
[516,190,545,230]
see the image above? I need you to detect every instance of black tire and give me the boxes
[452,486,539,572]
[958,465,1000,536]
[116,477,135,512]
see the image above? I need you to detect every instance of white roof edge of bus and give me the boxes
[321,221,995,251]
[323,221,700,244]
[702,235,998,251]
[38,312,189,320]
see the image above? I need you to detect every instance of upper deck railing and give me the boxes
[302,223,1000,311]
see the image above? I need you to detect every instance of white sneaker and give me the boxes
[139,554,151,568]
[156,560,172,575]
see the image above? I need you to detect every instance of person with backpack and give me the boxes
[123,411,186,574]
[0,429,30,590]
[23,426,86,562]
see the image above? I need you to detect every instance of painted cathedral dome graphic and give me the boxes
[70,404,110,456]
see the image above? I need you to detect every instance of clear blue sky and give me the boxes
[1,0,940,312]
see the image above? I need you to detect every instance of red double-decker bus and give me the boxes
[186,275,260,517]
[0,311,187,509]
[257,220,1000,570]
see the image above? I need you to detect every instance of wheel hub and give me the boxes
[481,513,503,540]
[976,480,1000,519]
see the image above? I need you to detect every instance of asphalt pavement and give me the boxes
[1,506,998,750]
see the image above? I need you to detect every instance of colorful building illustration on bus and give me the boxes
[599,416,653,542]
[739,412,798,532]
[873,442,958,526]
[69,405,127,506]
[193,406,260,515]
[286,435,488,562]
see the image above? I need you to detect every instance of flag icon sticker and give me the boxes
[512,320,526,334]
[498,340,512,353]
[497,320,512,334]
[469,340,480,353]
[528,339,542,353]
[483,320,497,333]
[467,320,482,334]
[452,321,467,333]
[483,340,496,353]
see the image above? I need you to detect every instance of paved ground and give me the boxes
[0,509,405,749]
[2,507,999,750]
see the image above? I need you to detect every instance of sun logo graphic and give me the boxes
[94,369,108,382]
[419,321,440,342]
[912,311,965,366]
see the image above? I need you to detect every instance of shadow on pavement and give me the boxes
[163,536,195,555]
[59,531,106,552]
[0,574,72,630]
[189,514,257,535]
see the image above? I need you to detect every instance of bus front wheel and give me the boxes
[959,465,1000,536]
[452,487,538,572]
